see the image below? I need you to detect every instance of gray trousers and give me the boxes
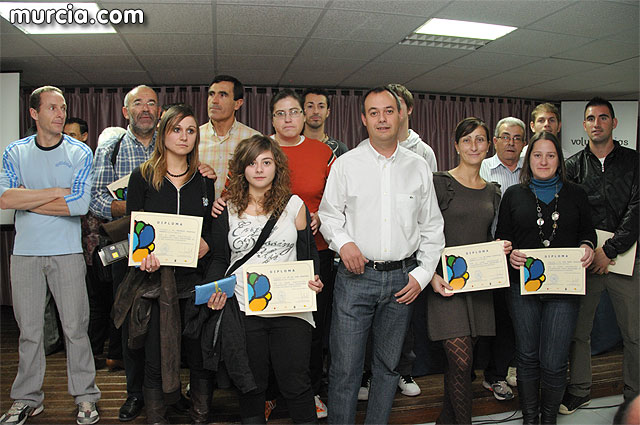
[567,259,639,401]
[10,254,101,407]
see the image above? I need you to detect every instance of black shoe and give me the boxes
[119,396,144,422]
[170,393,190,414]
[558,392,590,415]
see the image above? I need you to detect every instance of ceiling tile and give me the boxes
[604,27,640,44]
[147,70,210,85]
[19,71,89,87]
[447,51,539,71]
[298,39,393,60]
[58,55,143,72]
[454,71,558,96]
[339,62,429,87]
[280,70,362,87]
[407,75,478,94]
[34,34,131,55]
[480,29,593,57]
[514,58,603,77]
[217,54,291,71]
[312,10,428,42]
[114,3,213,34]
[287,57,367,74]
[124,34,212,55]
[438,0,576,27]
[1,18,23,34]
[218,0,328,7]
[527,1,638,38]
[0,34,51,57]
[330,1,448,17]
[375,44,469,66]
[2,56,74,74]
[216,35,303,56]
[138,55,214,71]
[217,4,322,37]
[554,39,639,64]
[409,66,500,83]
[215,69,284,86]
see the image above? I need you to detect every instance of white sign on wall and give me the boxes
[0,73,20,226]
[561,101,638,159]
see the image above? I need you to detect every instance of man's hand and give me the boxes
[310,212,320,235]
[198,238,210,259]
[588,247,614,274]
[211,197,227,218]
[395,274,421,304]
[339,242,367,274]
[111,200,127,218]
[580,244,595,268]
[430,273,454,297]
[198,163,217,181]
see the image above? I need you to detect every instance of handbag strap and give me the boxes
[226,196,291,276]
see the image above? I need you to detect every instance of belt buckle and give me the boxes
[373,261,384,271]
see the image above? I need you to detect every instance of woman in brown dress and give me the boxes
[427,117,511,424]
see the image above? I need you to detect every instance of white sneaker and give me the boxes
[314,395,327,419]
[358,375,371,401]
[398,375,421,397]
[0,402,43,425]
[506,366,517,387]
[76,401,99,425]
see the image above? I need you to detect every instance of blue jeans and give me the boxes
[328,262,414,424]
[509,286,580,390]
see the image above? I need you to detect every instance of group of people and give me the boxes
[0,75,637,425]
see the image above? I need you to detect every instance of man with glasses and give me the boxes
[199,75,259,197]
[478,117,527,402]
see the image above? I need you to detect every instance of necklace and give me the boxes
[532,184,560,247]
[167,163,189,178]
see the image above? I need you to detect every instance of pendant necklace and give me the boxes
[532,184,559,247]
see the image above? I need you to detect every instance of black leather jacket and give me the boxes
[565,140,639,259]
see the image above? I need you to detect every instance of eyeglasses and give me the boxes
[131,100,157,108]
[498,134,523,143]
[273,109,302,119]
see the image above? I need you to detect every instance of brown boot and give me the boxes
[189,378,214,424]
[143,386,168,424]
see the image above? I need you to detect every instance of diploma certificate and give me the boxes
[518,248,586,295]
[442,241,510,294]
[128,211,202,268]
[107,174,130,200]
[242,260,316,315]
[595,229,637,276]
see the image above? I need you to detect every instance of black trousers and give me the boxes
[240,315,316,424]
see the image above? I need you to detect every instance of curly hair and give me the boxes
[140,104,200,191]
[227,135,291,217]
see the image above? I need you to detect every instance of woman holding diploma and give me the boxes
[126,105,215,423]
[427,117,507,424]
[495,132,595,424]
[205,135,323,424]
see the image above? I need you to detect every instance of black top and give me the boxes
[126,167,215,295]
[495,182,596,279]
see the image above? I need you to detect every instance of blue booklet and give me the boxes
[194,276,236,305]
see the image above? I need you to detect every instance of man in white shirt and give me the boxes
[319,87,444,425]
[478,117,526,402]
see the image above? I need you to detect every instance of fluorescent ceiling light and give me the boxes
[0,3,116,34]
[415,18,516,40]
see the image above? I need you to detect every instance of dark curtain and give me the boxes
[19,85,539,171]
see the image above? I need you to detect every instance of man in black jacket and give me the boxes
[561,97,639,414]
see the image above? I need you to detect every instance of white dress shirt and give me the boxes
[319,140,445,289]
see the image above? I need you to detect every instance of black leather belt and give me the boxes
[365,256,417,271]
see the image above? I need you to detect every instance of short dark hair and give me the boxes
[210,75,244,101]
[361,86,401,115]
[387,83,414,111]
[302,88,331,109]
[520,131,566,186]
[584,97,615,119]
[269,88,303,115]
[29,86,64,111]
[454,117,489,143]
[65,117,88,134]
